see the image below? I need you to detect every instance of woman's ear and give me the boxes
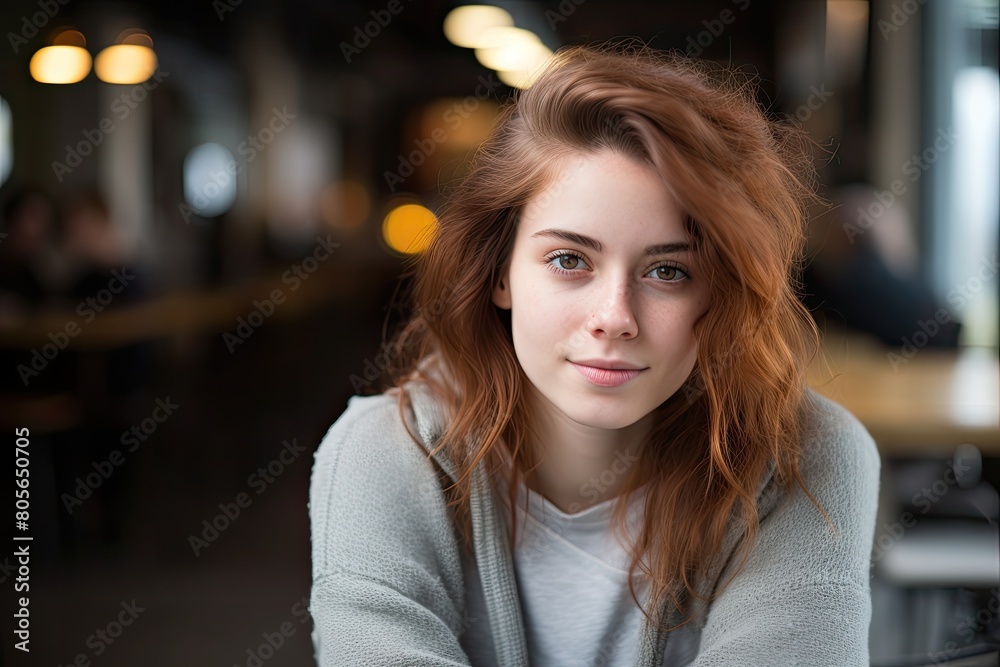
[492,269,512,309]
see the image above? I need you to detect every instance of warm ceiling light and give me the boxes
[443,5,514,48]
[54,29,87,47]
[475,26,540,50]
[117,29,154,49]
[29,31,91,84]
[382,203,437,254]
[30,46,92,84]
[474,28,549,71]
[497,63,551,89]
[95,32,157,84]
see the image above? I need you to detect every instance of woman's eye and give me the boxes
[648,265,688,282]
[550,254,589,271]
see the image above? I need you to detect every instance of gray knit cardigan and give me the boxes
[308,382,880,666]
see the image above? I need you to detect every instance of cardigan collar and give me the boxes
[402,374,782,667]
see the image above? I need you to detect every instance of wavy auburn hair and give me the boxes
[383,43,829,632]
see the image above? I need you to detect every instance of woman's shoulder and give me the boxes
[324,390,404,435]
[798,387,881,475]
[312,388,417,477]
[310,382,453,496]
[308,386,467,604]
[759,387,882,528]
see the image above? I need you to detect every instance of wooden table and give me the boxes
[808,333,999,456]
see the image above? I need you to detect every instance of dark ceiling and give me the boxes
[2,0,787,75]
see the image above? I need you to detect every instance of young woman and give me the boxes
[309,44,880,666]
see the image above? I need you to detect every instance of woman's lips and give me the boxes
[570,362,645,387]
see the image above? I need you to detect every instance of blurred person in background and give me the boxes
[60,188,153,398]
[62,190,151,407]
[802,184,962,348]
[0,186,76,396]
[0,186,59,322]
[63,190,138,300]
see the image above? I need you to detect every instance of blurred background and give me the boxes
[0,0,997,665]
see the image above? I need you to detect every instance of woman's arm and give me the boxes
[309,394,474,666]
[690,393,881,666]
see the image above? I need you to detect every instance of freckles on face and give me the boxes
[493,150,711,430]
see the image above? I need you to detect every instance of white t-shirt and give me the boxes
[460,472,654,667]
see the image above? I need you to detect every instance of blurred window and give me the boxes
[0,97,11,186]
[925,0,999,346]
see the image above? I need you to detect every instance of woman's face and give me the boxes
[492,150,711,431]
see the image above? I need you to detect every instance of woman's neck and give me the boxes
[523,394,654,514]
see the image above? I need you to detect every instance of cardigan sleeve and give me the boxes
[308,394,474,666]
[688,392,882,666]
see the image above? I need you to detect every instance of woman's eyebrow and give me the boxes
[530,228,691,256]
[530,228,602,252]
[644,241,692,256]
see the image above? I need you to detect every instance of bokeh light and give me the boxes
[443,5,514,48]
[382,203,437,254]
[30,44,92,84]
[473,27,547,71]
[183,143,238,219]
[497,65,549,89]
[95,43,158,84]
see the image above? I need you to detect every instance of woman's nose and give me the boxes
[587,276,638,340]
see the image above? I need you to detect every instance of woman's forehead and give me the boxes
[517,151,688,242]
